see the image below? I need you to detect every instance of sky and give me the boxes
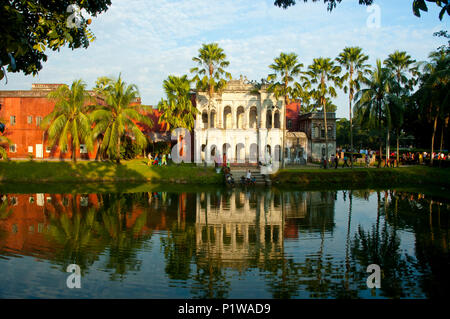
[3,0,449,119]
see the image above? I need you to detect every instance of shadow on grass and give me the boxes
[0,160,148,193]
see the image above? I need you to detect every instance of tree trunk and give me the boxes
[349,66,354,169]
[386,127,390,166]
[324,99,329,166]
[396,129,400,167]
[116,136,121,164]
[431,112,439,166]
[281,93,288,168]
[349,95,353,169]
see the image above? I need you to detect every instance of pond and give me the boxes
[0,187,448,299]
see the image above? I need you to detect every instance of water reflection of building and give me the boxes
[194,190,336,268]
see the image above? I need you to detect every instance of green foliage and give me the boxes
[0,0,111,81]
[274,0,374,11]
[274,0,449,20]
[120,136,142,160]
[190,43,232,98]
[41,80,94,162]
[157,75,198,131]
[267,52,304,105]
[91,75,153,162]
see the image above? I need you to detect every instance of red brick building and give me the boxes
[0,84,166,160]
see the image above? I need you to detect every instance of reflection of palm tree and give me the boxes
[351,192,411,298]
[96,193,151,281]
[46,198,104,273]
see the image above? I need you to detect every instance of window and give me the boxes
[36,116,42,126]
[28,146,33,153]
[287,119,292,129]
[9,144,16,153]
[10,116,16,125]
[27,116,33,124]
[80,144,87,154]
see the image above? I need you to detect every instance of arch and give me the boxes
[249,143,258,163]
[266,109,272,129]
[236,106,245,129]
[249,106,257,129]
[274,145,281,163]
[201,110,208,129]
[235,143,245,163]
[223,106,232,129]
[201,144,206,161]
[265,145,272,164]
[223,143,231,164]
[274,110,280,129]
[210,110,216,128]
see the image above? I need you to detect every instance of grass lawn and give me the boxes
[0,159,223,184]
[271,166,450,189]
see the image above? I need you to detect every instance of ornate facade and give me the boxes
[193,78,285,166]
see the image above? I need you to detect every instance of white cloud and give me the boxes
[2,0,447,119]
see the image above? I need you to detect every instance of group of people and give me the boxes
[147,153,169,166]
[224,167,256,187]
[322,153,371,169]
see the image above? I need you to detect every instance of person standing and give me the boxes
[162,154,167,166]
[342,155,349,168]
[334,154,339,169]
[147,153,153,166]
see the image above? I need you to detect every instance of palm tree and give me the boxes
[157,75,198,131]
[384,51,417,164]
[41,80,93,163]
[190,43,231,163]
[384,51,417,89]
[336,47,371,168]
[91,75,153,163]
[190,43,231,100]
[0,119,11,159]
[267,52,304,167]
[415,51,450,165]
[354,60,394,167]
[306,57,342,164]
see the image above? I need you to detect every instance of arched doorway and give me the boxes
[236,106,245,129]
[266,109,272,129]
[223,106,232,129]
[236,143,245,163]
[274,110,280,129]
[249,107,257,129]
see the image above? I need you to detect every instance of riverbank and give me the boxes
[0,159,222,184]
[0,160,449,193]
[270,166,450,189]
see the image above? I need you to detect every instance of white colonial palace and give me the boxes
[192,77,336,166]
[193,77,286,166]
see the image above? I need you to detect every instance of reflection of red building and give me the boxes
[0,193,154,259]
[0,84,166,159]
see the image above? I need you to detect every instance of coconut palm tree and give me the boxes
[41,80,94,163]
[157,75,198,131]
[336,47,371,168]
[415,50,450,165]
[190,43,231,163]
[354,60,394,167]
[91,75,153,163]
[190,43,231,100]
[306,57,342,164]
[384,51,417,164]
[267,52,304,167]
[0,118,11,159]
[384,51,417,89]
